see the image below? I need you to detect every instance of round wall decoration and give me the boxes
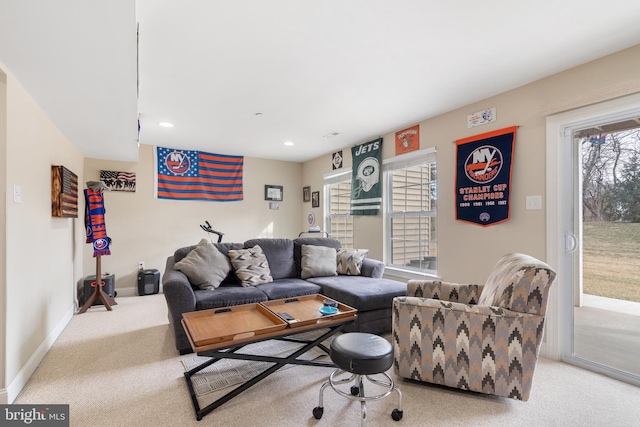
[307,213,315,225]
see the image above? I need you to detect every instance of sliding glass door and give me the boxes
[572,118,640,377]
[553,97,640,386]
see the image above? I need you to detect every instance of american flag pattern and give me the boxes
[155,146,243,202]
[52,166,79,217]
[100,170,136,192]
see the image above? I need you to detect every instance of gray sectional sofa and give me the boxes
[162,237,406,354]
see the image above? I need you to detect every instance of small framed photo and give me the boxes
[265,185,283,201]
[303,186,311,202]
[312,191,320,208]
[332,151,343,170]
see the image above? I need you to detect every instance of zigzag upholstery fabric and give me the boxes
[228,245,273,287]
[407,280,484,303]
[336,248,369,275]
[392,253,556,401]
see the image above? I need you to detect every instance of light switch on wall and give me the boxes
[526,195,542,210]
[13,184,22,203]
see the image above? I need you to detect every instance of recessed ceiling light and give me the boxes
[159,122,174,128]
[284,141,294,146]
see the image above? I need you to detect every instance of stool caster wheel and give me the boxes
[391,409,403,421]
[350,386,359,396]
[313,406,324,419]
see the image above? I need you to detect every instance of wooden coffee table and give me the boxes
[182,294,357,421]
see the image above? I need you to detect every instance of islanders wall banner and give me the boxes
[351,138,382,215]
[154,146,243,202]
[455,126,516,226]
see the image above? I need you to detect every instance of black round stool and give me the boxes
[313,333,403,426]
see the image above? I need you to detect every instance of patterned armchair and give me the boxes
[392,253,556,401]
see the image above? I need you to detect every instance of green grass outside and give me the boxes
[583,222,640,303]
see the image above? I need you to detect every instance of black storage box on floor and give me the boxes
[83,274,116,306]
[138,269,160,295]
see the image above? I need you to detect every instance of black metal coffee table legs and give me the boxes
[184,323,348,421]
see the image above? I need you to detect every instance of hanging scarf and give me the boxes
[84,188,111,257]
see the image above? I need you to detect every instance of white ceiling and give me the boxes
[1,1,640,163]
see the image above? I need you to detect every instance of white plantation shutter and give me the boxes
[324,169,354,248]
[384,147,437,273]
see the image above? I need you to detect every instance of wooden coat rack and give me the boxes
[78,255,117,313]
[78,181,117,314]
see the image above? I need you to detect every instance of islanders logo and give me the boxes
[164,151,191,175]
[464,145,503,184]
[93,238,109,250]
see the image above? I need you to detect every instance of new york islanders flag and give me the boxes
[154,147,243,202]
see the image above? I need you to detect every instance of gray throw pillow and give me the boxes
[301,245,337,279]
[174,239,231,290]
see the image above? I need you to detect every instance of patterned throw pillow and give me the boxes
[174,239,231,290]
[228,245,273,286]
[336,248,369,275]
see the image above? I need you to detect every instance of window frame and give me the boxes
[384,147,437,275]
[323,169,354,248]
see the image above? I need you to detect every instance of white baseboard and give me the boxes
[116,286,137,297]
[4,287,153,404]
[115,286,162,297]
[5,304,74,403]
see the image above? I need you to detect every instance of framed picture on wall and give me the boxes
[312,191,320,208]
[265,185,283,201]
[100,170,136,192]
[395,125,420,155]
[303,186,311,202]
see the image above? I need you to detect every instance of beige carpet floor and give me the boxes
[181,334,326,396]
[14,294,640,427]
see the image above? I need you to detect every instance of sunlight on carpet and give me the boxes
[181,338,327,396]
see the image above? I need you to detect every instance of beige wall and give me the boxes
[83,144,303,293]
[299,152,338,240]
[2,43,638,403]
[1,63,84,402]
[302,44,640,284]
